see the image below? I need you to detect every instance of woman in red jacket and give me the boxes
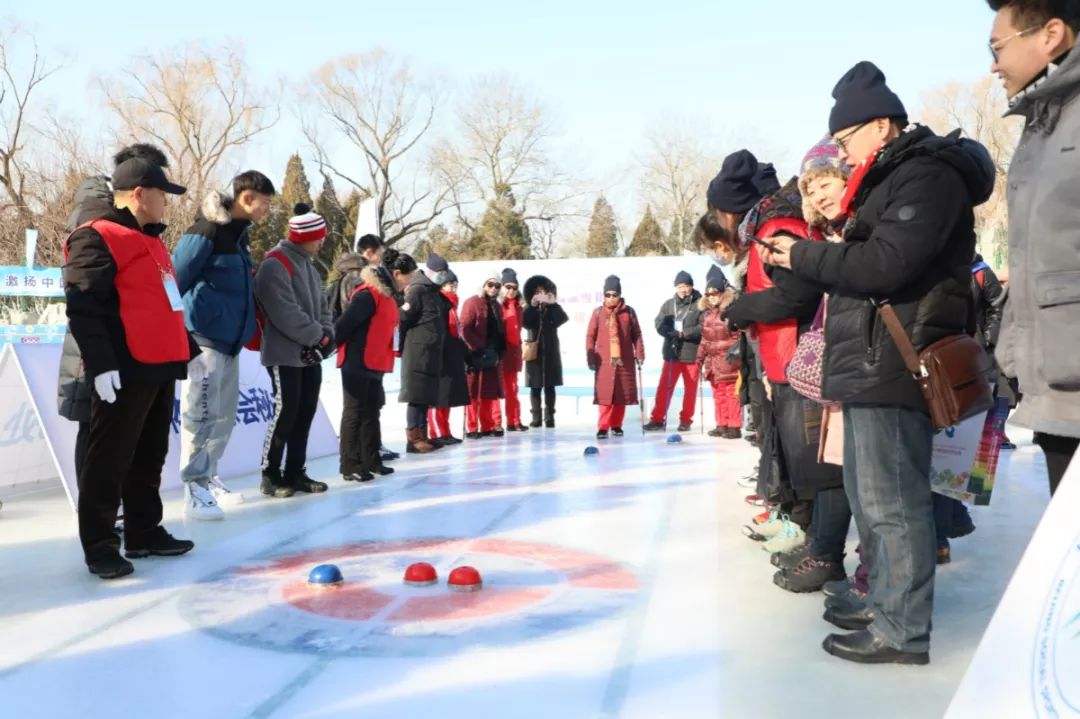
[586,275,644,439]
[696,266,742,439]
[499,267,528,432]
[460,273,507,438]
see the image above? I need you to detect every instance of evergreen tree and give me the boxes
[248,153,313,263]
[464,186,532,260]
[341,188,364,245]
[315,174,349,279]
[625,205,668,257]
[585,195,619,258]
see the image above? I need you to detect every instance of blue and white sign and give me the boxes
[0,266,64,297]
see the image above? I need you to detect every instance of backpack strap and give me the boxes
[264,249,294,277]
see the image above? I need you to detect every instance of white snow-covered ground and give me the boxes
[0,393,1050,719]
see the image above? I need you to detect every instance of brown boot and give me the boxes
[406,427,435,454]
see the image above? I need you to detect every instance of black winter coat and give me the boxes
[790,126,995,410]
[397,273,447,405]
[523,303,567,388]
[655,291,703,362]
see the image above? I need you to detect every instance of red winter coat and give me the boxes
[501,296,524,373]
[586,301,644,406]
[460,294,505,400]
[697,303,740,383]
[746,217,811,382]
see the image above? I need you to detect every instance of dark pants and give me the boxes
[263,365,322,477]
[406,403,428,430]
[340,374,385,475]
[530,386,556,420]
[78,381,173,561]
[1034,432,1079,496]
[809,486,851,563]
[843,404,935,653]
[762,383,815,528]
[74,420,90,485]
[932,493,973,548]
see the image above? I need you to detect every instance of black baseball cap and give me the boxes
[111,158,187,195]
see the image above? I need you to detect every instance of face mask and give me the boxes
[425,268,448,286]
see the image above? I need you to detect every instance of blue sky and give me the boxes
[8,1,1001,226]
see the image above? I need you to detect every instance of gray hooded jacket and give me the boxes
[254,240,333,368]
[997,48,1080,438]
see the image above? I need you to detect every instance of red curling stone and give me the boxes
[448,566,483,593]
[403,562,438,587]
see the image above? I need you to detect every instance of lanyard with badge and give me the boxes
[673,303,690,333]
[142,235,184,312]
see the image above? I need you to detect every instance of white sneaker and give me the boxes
[185,482,225,521]
[754,510,787,538]
[762,520,806,554]
[208,476,244,506]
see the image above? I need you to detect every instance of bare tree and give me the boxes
[637,121,716,255]
[0,25,60,243]
[432,74,591,256]
[304,49,453,247]
[101,44,279,232]
[919,77,1022,266]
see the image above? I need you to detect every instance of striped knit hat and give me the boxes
[288,203,327,244]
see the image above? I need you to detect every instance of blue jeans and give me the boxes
[809,486,851,562]
[842,404,935,653]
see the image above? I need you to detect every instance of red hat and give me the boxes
[288,203,327,244]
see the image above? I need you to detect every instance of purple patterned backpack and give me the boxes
[786,297,827,403]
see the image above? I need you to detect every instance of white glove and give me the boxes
[94,371,122,404]
[188,353,209,383]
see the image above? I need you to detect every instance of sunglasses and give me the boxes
[604,292,620,298]
[504,284,518,291]
[834,121,871,153]
[486,281,502,289]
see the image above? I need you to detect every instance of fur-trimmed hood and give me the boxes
[359,264,392,297]
[201,190,234,225]
[523,275,557,304]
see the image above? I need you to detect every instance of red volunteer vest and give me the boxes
[746,217,813,383]
[74,219,190,364]
[336,283,398,373]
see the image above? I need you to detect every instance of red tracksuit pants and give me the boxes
[710,379,741,428]
[650,360,700,426]
[597,404,627,431]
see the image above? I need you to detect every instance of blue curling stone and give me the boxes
[307,563,344,586]
[666,434,683,444]
[584,446,599,456]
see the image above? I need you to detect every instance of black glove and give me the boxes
[300,345,322,366]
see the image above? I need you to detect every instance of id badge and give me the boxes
[163,273,184,311]
[674,319,684,333]
[393,327,400,352]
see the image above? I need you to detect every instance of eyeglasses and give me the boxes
[989,25,1042,62]
[485,281,502,289]
[504,284,518,291]
[604,292,620,298]
[834,121,871,153]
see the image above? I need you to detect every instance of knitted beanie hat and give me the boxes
[288,203,327,244]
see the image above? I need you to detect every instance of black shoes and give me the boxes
[529,418,543,428]
[506,424,529,432]
[723,428,743,439]
[125,527,194,559]
[708,427,724,437]
[545,419,555,428]
[823,604,875,631]
[643,421,665,432]
[774,557,846,594]
[374,465,395,476]
[261,469,296,498]
[490,428,505,438]
[287,469,329,494]
[465,431,482,440]
[822,630,929,665]
[611,427,624,437]
[597,429,609,440]
[440,435,463,445]
[771,543,810,570]
[344,472,375,483]
[677,423,692,432]
[87,551,134,580]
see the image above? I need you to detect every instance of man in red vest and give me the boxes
[64,157,197,580]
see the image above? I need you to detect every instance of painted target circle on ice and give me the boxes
[180,538,639,657]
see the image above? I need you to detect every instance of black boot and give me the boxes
[261,468,295,498]
[529,394,543,428]
[286,468,329,494]
[822,630,929,665]
[544,402,555,429]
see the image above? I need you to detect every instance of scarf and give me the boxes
[839,143,884,217]
[605,302,623,367]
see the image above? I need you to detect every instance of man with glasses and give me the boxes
[762,61,995,665]
[986,0,1080,497]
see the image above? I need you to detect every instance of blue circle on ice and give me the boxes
[666,434,683,444]
[584,446,599,456]
[307,563,344,585]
